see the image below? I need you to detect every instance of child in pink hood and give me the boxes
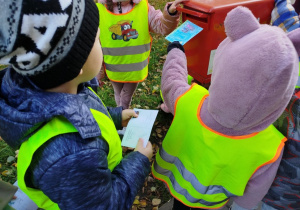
[152,6,300,210]
[96,0,187,109]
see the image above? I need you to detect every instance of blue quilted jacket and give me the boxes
[0,68,150,210]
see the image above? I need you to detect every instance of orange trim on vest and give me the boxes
[251,139,286,176]
[107,72,148,83]
[104,0,149,16]
[196,96,259,140]
[104,4,136,15]
[173,84,195,120]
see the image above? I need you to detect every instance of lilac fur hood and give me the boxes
[207,6,300,132]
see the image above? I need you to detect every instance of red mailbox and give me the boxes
[177,0,274,84]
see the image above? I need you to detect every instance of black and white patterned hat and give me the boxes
[0,0,99,89]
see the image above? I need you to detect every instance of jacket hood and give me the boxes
[0,68,101,149]
[207,6,300,131]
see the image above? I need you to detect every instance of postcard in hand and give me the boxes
[121,109,158,148]
[165,20,203,45]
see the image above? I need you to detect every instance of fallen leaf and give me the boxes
[2,170,11,176]
[152,89,158,94]
[7,156,15,163]
[15,150,19,158]
[147,176,154,182]
[133,199,140,205]
[160,55,167,60]
[156,128,162,134]
[139,199,147,208]
[152,198,161,206]
[151,187,156,192]
[12,163,17,167]
[153,86,159,90]
[152,207,159,210]
[157,134,163,138]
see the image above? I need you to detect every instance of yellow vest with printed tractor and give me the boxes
[152,84,286,209]
[97,0,151,83]
[17,95,122,209]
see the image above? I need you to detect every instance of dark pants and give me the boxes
[173,198,208,210]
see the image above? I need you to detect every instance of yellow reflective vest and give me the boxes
[152,84,286,209]
[17,89,122,210]
[97,0,151,83]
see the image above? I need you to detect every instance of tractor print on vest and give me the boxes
[109,20,139,41]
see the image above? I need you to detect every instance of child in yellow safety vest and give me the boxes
[152,6,300,210]
[0,0,153,209]
[96,0,188,109]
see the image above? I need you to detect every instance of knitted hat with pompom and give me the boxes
[0,0,99,89]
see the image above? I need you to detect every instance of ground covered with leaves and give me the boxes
[124,112,174,210]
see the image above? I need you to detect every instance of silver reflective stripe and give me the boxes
[105,58,148,72]
[158,148,236,197]
[154,162,229,206]
[102,43,151,56]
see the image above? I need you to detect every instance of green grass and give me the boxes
[0,140,17,184]
[0,0,174,207]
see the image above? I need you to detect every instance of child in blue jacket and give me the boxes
[0,0,152,209]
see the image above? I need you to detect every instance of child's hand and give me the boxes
[134,138,153,161]
[121,109,138,127]
[169,0,189,14]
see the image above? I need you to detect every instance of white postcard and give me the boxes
[121,109,158,148]
[8,181,38,210]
